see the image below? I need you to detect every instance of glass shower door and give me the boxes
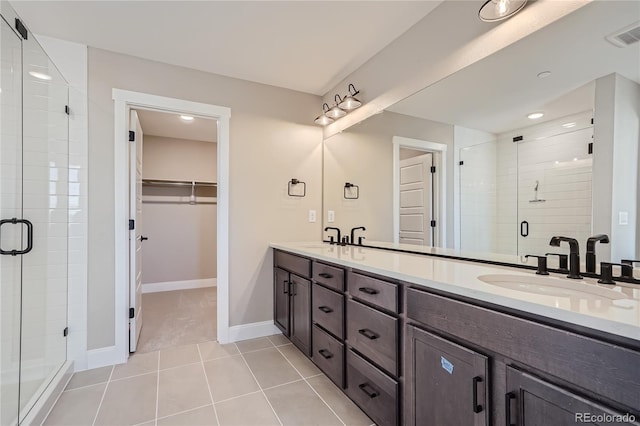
[0,16,24,426]
[18,28,69,421]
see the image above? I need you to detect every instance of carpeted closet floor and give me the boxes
[136,287,217,353]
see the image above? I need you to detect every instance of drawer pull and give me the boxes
[318,305,334,314]
[505,392,516,426]
[472,376,483,414]
[318,272,333,279]
[283,280,289,294]
[358,329,379,340]
[318,349,334,359]
[358,287,379,295]
[358,383,379,399]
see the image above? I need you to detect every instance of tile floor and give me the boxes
[44,335,373,426]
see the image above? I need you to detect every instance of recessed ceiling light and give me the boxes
[562,122,576,128]
[478,0,528,22]
[180,115,194,122]
[573,158,578,161]
[29,71,52,81]
[527,112,544,120]
[537,71,552,79]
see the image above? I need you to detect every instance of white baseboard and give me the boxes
[142,278,217,294]
[86,345,126,370]
[228,320,280,343]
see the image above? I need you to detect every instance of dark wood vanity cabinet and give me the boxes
[273,251,312,356]
[273,249,640,426]
[405,325,488,426]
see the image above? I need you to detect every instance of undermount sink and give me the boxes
[477,274,629,301]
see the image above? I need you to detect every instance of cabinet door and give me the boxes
[405,326,488,426]
[290,274,311,356]
[506,367,639,426]
[274,268,290,335]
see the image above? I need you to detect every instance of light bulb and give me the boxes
[496,0,510,16]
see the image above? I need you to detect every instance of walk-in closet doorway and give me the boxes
[130,109,219,353]
[112,90,231,363]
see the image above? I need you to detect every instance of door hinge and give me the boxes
[63,327,68,337]
[459,161,464,166]
[129,219,135,230]
[430,166,436,174]
[129,308,135,319]
[129,131,135,142]
[513,135,523,142]
[430,220,436,228]
[65,105,70,115]
[591,118,594,125]
[15,19,28,40]
[588,142,593,155]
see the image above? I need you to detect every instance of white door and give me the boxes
[398,153,433,246]
[129,110,144,352]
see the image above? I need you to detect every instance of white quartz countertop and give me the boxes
[270,242,640,343]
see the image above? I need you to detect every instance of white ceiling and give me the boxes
[388,1,640,134]
[12,0,441,95]
[136,109,217,142]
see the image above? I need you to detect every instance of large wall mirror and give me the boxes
[323,1,640,268]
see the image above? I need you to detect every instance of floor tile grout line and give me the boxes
[273,344,347,426]
[109,370,157,383]
[91,363,115,426]
[212,390,263,406]
[260,378,305,392]
[155,351,160,426]
[235,342,284,426]
[62,379,110,393]
[155,402,214,423]
[197,344,221,426]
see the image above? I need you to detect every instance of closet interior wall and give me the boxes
[141,135,217,289]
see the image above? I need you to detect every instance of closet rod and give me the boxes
[142,179,217,187]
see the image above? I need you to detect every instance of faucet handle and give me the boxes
[358,236,365,246]
[598,262,622,285]
[621,260,640,279]
[545,253,568,271]
[525,255,549,275]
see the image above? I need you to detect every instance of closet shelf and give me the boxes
[142,179,217,187]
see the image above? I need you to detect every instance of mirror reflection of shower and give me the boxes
[530,180,546,203]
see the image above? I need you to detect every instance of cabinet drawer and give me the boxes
[348,271,398,313]
[312,284,344,340]
[347,299,398,376]
[346,349,398,426]
[312,324,345,388]
[313,262,345,292]
[275,250,311,278]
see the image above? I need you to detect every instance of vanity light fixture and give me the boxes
[28,71,52,81]
[527,112,544,120]
[314,84,363,126]
[338,84,362,111]
[325,95,347,119]
[180,115,194,122]
[314,103,335,126]
[479,0,527,22]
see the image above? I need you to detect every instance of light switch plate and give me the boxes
[308,210,316,223]
[328,210,335,223]
[619,211,629,225]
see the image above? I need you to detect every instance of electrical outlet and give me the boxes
[328,210,335,223]
[619,211,629,225]
[308,210,316,223]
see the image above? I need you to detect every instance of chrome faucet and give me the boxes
[549,236,582,279]
[585,234,609,273]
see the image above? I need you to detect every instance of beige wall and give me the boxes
[88,48,322,349]
[143,135,217,182]
[323,111,453,243]
[141,136,217,284]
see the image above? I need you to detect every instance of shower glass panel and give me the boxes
[516,124,594,256]
[0,16,24,426]
[18,29,69,422]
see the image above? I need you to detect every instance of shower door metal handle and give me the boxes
[520,221,529,238]
[0,218,34,255]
